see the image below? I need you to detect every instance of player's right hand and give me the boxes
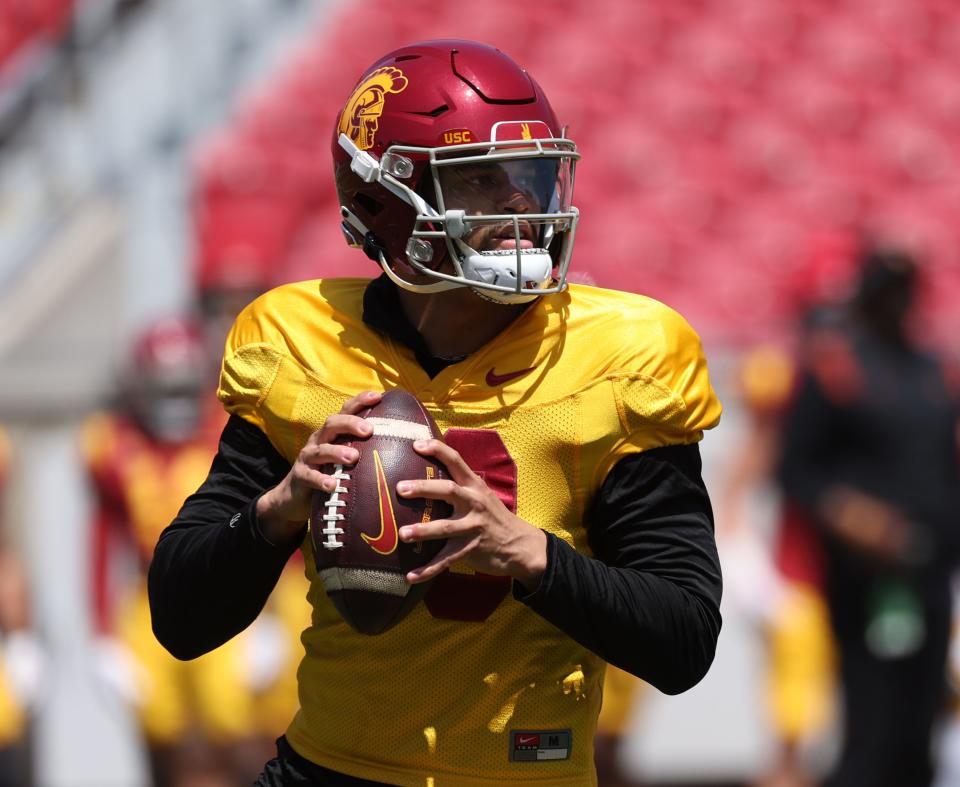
[255,390,381,544]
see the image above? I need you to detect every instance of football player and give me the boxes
[719,345,836,787]
[191,193,314,769]
[150,40,723,786]
[82,317,288,786]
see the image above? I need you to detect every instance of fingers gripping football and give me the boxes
[397,439,547,589]
[256,391,382,544]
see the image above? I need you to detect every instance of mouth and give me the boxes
[487,222,536,251]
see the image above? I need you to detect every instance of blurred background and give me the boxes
[1,0,959,785]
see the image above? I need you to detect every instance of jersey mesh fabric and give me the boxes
[219,279,721,786]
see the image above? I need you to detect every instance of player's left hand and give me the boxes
[396,439,547,591]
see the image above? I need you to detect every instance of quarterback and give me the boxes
[149,40,723,786]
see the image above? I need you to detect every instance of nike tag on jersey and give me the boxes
[510,729,572,761]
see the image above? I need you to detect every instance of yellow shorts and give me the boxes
[118,584,256,745]
[597,664,645,737]
[250,563,311,737]
[119,565,312,745]
[767,583,836,742]
[0,663,24,746]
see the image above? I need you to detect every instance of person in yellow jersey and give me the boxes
[191,195,314,774]
[149,40,723,787]
[82,316,296,786]
[719,344,837,787]
[0,428,44,787]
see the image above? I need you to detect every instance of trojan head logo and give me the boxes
[339,66,409,151]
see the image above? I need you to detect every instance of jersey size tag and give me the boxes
[509,729,572,762]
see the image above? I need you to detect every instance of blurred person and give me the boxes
[148,39,724,786]
[780,248,960,787]
[195,249,274,377]
[720,344,835,787]
[719,234,864,787]
[192,206,313,775]
[936,580,960,787]
[0,428,43,787]
[81,316,293,787]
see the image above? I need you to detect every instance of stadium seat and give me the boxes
[903,60,960,130]
[800,15,897,87]
[765,65,863,138]
[666,20,762,89]
[862,110,957,184]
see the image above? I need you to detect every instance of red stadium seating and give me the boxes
[0,0,73,79]
[189,0,960,346]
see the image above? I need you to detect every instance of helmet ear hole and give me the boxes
[355,192,384,217]
[414,171,437,205]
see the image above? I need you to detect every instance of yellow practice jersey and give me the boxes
[81,412,221,563]
[219,279,721,786]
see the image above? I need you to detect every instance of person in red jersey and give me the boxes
[149,40,723,786]
[82,316,285,786]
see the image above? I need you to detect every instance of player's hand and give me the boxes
[91,636,140,708]
[819,486,912,563]
[396,439,547,591]
[256,391,382,544]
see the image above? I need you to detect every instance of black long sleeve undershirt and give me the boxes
[149,415,722,694]
[148,417,298,660]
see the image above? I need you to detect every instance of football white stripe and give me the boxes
[366,417,431,441]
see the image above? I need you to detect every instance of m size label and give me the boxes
[510,729,571,762]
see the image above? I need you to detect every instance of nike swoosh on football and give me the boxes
[362,450,399,555]
[485,365,538,387]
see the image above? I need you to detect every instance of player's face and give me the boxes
[437,160,557,252]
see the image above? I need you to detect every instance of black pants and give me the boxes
[255,737,396,786]
[825,593,951,787]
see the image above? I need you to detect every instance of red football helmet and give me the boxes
[333,40,580,304]
[125,316,209,444]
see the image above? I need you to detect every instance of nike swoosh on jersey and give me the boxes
[362,450,399,555]
[485,366,538,387]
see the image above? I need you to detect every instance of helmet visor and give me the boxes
[435,158,573,217]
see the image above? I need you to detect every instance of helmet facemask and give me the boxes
[338,133,579,305]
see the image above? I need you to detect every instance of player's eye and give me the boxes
[467,173,499,188]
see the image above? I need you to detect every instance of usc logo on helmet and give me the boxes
[442,129,473,145]
[338,66,409,151]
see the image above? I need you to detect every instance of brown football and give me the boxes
[310,388,451,634]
